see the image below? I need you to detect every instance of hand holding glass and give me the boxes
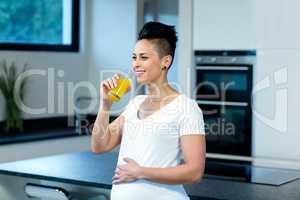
[107,75,132,102]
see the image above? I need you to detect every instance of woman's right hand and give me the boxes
[100,74,120,104]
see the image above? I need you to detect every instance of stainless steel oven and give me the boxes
[194,50,255,157]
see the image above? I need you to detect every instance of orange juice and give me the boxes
[108,77,131,102]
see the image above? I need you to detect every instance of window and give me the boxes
[0,0,79,52]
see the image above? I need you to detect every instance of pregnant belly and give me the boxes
[110,180,189,200]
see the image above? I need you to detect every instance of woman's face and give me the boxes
[132,39,166,85]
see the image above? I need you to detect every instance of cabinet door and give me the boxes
[254,0,300,49]
[253,50,300,162]
[193,0,255,50]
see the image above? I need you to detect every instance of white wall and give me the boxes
[180,0,300,169]
[87,0,140,115]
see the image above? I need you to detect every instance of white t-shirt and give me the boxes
[111,94,205,200]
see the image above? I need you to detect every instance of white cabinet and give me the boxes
[253,50,300,165]
[192,0,300,50]
[254,0,300,49]
[193,0,256,50]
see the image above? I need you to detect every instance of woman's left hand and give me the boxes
[112,157,143,184]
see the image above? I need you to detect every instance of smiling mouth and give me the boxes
[135,70,146,76]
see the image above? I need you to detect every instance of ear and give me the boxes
[161,55,173,70]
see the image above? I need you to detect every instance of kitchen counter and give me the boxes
[0,151,116,189]
[0,151,299,200]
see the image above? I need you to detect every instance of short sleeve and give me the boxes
[179,100,205,136]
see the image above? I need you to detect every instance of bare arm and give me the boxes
[91,74,126,154]
[91,100,124,154]
[113,134,206,184]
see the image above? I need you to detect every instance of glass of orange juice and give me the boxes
[108,75,132,102]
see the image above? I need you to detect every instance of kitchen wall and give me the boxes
[87,0,179,113]
[0,0,140,163]
[87,0,141,115]
[180,0,300,169]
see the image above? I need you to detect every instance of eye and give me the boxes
[141,56,148,60]
[132,56,136,60]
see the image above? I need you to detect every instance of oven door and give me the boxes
[198,102,252,156]
[195,65,252,102]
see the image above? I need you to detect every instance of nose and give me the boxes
[132,59,140,71]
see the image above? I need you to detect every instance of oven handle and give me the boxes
[196,66,249,71]
[196,100,249,107]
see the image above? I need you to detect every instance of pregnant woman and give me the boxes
[91,22,206,200]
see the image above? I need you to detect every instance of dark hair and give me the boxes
[138,22,178,65]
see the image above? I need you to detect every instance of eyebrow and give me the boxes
[132,52,153,57]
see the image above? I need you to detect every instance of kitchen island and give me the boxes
[0,151,299,200]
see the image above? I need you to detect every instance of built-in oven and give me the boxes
[195,65,252,102]
[194,50,255,157]
[199,103,252,156]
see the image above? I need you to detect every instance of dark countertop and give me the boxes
[0,151,300,200]
[0,151,116,189]
[0,128,80,145]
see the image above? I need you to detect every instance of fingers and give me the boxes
[112,168,126,184]
[101,80,110,90]
[117,164,129,172]
[112,173,135,184]
[112,174,121,184]
[112,74,120,87]
[125,83,131,93]
[101,74,120,90]
[113,73,120,80]
[112,172,125,184]
[107,78,115,88]
[114,168,121,175]
[123,157,132,163]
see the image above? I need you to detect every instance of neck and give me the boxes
[147,83,170,98]
[144,72,178,100]
[146,82,179,102]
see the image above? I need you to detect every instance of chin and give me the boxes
[136,76,146,83]
[136,79,146,85]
